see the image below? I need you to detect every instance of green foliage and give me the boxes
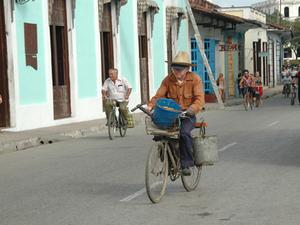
[266,10,281,25]
[287,18,300,59]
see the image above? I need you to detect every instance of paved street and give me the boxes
[0,95,300,225]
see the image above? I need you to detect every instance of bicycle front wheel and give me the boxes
[145,142,169,204]
[181,165,202,192]
[119,113,127,137]
[243,98,248,111]
[108,112,117,140]
[249,97,253,110]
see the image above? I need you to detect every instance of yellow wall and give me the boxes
[222,10,243,18]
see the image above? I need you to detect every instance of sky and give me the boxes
[212,0,262,7]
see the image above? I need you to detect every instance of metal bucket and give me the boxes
[192,135,218,166]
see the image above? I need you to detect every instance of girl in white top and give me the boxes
[216,73,225,103]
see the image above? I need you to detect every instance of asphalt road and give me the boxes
[0,95,299,225]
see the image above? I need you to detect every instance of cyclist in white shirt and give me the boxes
[102,68,132,124]
[282,74,292,85]
[282,73,292,96]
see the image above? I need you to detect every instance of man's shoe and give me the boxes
[181,167,191,176]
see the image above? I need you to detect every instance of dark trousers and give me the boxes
[179,116,196,168]
[298,80,300,103]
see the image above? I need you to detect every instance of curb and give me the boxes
[0,113,147,155]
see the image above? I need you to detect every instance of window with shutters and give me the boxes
[24,23,38,70]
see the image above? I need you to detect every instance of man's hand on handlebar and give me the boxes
[180,108,195,118]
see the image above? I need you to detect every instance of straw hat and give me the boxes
[166,51,196,67]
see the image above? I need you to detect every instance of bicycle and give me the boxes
[290,84,297,105]
[282,83,291,98]
[243,87,253,111]
[131,104,206,203]
[107,100,128,140]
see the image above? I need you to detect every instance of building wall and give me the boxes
[221,7,266,23]
[12,1,54,131]
[268,32,283,85]
[74,0,102,121]
[119,0,143,110]
[189,24,225,96]
[280,1,300,20]
[244,27,268,74]
[75,0,99,99]
[252,0,300,21]
[219,9,244,18]
[152,0,167,92]
[6,0,193,131]
[15,1,47,105]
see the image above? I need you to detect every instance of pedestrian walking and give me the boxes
[216,73,225,103]
[254,72,263,107]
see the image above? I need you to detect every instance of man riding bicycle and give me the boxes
[282,73,293,96]
[239,69,255,98]
[147,51,205,176]
[102,68,132,125]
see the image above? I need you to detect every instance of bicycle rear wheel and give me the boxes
[108,112,117,140]
[181,165,202,192]
[119,113,127,137]
[291,93,295,105]
[145,142,168,203]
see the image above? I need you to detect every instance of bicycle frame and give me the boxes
[157,138,180,180]
[107,101,127,140]
[243,87,253,111]
[132,103,203,203]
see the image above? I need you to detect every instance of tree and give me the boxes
[285,19,300,60]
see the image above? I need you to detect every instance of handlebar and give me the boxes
[131,103,152,117]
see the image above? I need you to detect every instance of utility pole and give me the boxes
[276,0,281,24]
[279,0,282,24]
[184,0,224,109]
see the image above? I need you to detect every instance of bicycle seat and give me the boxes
[194,122,208,128]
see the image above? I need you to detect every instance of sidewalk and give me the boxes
[0,85,282,155]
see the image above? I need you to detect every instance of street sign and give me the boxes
[258,52,268,57]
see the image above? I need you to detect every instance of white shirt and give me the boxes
[282,76,292,85]
[102,78,131,102]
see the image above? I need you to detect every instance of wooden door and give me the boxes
[138,12,149,103]
[253,40,261,77]
[100,3,114,82]
[50,0,71,119]
[263,42,268,86]
[0,0,10,127]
